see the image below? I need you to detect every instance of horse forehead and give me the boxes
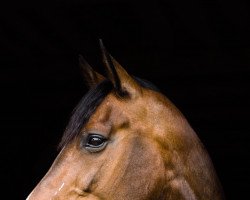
[93,90,172,122]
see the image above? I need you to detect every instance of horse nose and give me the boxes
[26,181,66,200]
[26,163,70,200]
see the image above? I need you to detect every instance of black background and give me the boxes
[1,0,249,199]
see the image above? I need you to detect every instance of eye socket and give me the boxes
[84,134,108,153]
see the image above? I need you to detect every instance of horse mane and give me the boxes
[58,77,159,149]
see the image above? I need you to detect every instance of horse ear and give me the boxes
[99,40,142,98]
[79,55,105,88]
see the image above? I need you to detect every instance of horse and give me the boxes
[27,40,224,200]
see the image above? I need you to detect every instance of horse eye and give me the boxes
[84,134,107,153]
[87,135,105,146]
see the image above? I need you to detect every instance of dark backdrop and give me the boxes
[1,0,249,199]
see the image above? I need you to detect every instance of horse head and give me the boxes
[27,41,224,200]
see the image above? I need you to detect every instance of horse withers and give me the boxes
[27,42,224,200]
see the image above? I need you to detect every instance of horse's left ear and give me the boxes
[79,55,105,88]
[99,40,142,98]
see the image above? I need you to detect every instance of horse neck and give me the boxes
[164,124,224,200]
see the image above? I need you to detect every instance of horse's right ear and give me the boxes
[79,55,105,88]
[99,40,142,98]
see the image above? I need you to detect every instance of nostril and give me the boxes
[74,188,88,197]
[84,187,91,193]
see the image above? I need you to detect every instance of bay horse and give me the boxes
[27,41,224,200]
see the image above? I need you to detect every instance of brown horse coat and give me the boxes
[27,42,224,200]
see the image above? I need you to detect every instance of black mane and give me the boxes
[59,77,159,149]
